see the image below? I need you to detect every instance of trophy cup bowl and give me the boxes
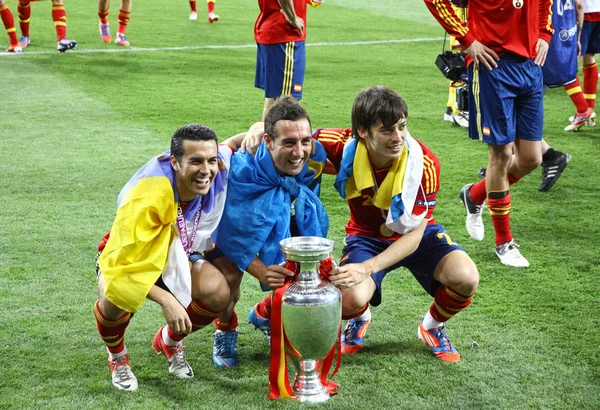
[279,237,341,403]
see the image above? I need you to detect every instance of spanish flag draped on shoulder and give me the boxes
[334,133,427,235]
[99,148,231,313]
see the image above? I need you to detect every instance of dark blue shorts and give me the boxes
[468,53,544,145]
[255,41,306,99]
[581,21,600,55]
[339,224,464,306]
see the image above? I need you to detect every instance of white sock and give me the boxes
[355,307,371,322]
[162,326,181,347]
[421,311,443,330]
[107,346,128,361]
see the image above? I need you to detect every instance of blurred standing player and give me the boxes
[443,1,469,128]
[254,0,322,120]
[97,0,131,46]
[565,0,600,130]
[536,0,583,190]
[16,0,76,52]
[188,0,219,22]
[425,0,554,268]
[94,124,248,391]
[324,86,479,362]
[0,0,21,52]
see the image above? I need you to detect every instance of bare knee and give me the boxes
[97,294,126,320]
[191,262,231,311]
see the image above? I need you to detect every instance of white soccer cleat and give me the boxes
[565,108,595,131]
[109,354,138,391]
[444,107,454,123]
[452,111,469,128]
[152,326,194,379]
[495,241,529,268]
[189,11,198,20]
[459,184,484,241]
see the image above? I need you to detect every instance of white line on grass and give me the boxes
[0,37,444,57]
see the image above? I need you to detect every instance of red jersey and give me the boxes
[315,128,440,241]
[254,0,307,44]
[424,0,554,60]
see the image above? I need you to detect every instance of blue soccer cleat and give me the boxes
[417,319,461,363]
[248,304,271,344]
[212,329,240,368]
[57,38,77,52]
[340,318,370,355]
[19,36,30,49]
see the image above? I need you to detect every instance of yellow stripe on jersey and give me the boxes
[318,129,347,140]
[544,2,554,35]
[433,0,468,37]
[423,154,437,194]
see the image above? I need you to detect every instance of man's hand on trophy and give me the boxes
[264,264,296,290]
[329,262,372,289]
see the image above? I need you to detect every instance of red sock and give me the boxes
[167,300,222,342]
[189,0,197,12]
[583,62,598,110]
[0,4,19,46]
[341,303,369,321]
[98,8,109,25]
[256,293,272,319]
[469,179,487,205]
[429,286,473,323]
[93,301,131,354]
[565,77,590,113]
[52,3,67,41]
[487,191,512,246]
[207,0,215,14]
[507,172,521,185]
[17,1,29,38]
[117,9,130,34]
[214,311,238,331]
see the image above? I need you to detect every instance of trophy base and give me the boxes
[292,365,331,404]
[294,389,330,404]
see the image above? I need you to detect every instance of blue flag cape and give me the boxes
[216,142,328,271]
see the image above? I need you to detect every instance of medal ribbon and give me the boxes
[176,202,202,256]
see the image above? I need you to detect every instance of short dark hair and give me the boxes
[170,124,217,162]
[264,96,312,140]
[351,86,408,139]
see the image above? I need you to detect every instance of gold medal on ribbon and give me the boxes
[379,223,394,237]
[513,0,523,8]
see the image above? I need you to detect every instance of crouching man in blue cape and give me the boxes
[207,96,332,368]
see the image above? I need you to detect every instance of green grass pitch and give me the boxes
[0,0,599,408]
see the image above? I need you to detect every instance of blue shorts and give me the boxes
[340,224,464,306]
[468,53,544,145]
[581,21,600,55]
[255,41,306,99]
